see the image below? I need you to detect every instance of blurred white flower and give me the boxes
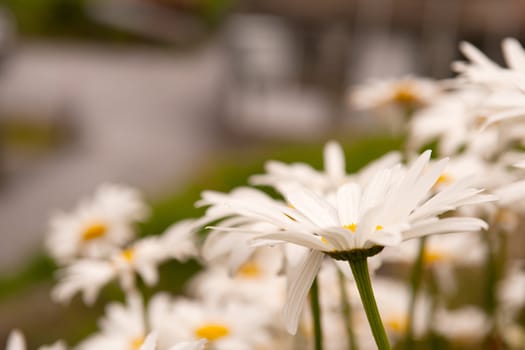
[5,330,66,350]
[52,221,197,304]
[250,141,401,195]
[408,88,500,157]
[350,76,442,112]
[453,38,525,88]
[77,295,148,350]
[139,333,206,350]
[197,187,291,274]
[384,232,486,294]
[188,247,286,313]
[498,261,525,320]
[433,306,490,344]
[46,183,149,263]
[453,39,525,134]
[165,298,272,350]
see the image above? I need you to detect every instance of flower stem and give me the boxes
[310,277,323,350]
[338,270,359,350]
[404,236,427,350]
[349,257,392,350]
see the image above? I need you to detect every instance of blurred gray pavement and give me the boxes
[0,41,227,272]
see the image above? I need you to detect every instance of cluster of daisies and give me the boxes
[6,38,525,350]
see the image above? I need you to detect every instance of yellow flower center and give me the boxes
[121,248,135,263]
[386,316,407,333]
[423,250,447,265]
[344,223,357,232]
[130,336,144,350]
[81,221,107,241]
[375,225,383,231]
[236,262,261,278]
[392,84,419,106]
[195,323,230,341]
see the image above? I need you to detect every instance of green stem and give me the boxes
[310,277,323,350]
[405,236,427,350]
[349,258,392,350]
[338,270,359,350]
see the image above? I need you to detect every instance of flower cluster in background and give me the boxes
[6,38,525,350]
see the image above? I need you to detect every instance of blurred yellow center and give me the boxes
[237,262,261,278]
[423,250,447,264]
[130,336,144,350]
[195,323,230,341]
[344,223,357,232]
[81,222,107,241]
[121,248,135,263]
[375,225,384,231]
[386,316,407,333]
[393,85,419,105]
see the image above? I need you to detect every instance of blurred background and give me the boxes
[0,0,524,346]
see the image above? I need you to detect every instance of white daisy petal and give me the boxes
[283,250,324,334]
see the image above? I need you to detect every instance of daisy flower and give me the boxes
[453,38,525,130]
[139,333,206,350]
[77,295,147,350]
[250,140,401,195]
[433,306,491,345]
[46,183,149,263]
[52,220,198,304]
[4,330,66,350]
[188,247,286,312]
[76,294,186,350]
[408,88,499,157]
[383,232,487,294]
[349,76,442,112]
[498,261,525,321]
[165,298,272,350]
[203,150,493,334]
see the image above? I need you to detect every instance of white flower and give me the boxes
[52,222,197,305]
[349,76,442,112]
[188,247,286,312]
[46,184,149,263]
[197,187,290,274]
[5,330,66,350]
[452,39,525,130]
[77,295,147,350]
[453,38,525,88]
[250,141,348,194]
[433,306,490,344]
[203,150,493,333]
[408,88,500,157]
[165,298,272,350]
[250,141,401,195]
[383,232,486,294]
[139,333,207,350]
[498,262,525,320]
